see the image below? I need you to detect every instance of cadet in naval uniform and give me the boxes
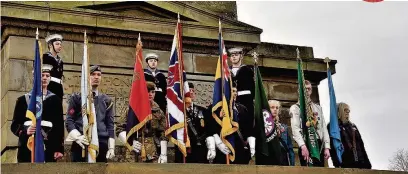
[207,82,256,164]
[290,80,331,167]
[174,82,216,164]
[144,53,167,113]
[65,65,115,162]
[228,48,255,124]
[43,34,64,101]
[117,82,168,163]
[11,64,64,162]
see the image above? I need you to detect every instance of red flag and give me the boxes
[125,36,152,152]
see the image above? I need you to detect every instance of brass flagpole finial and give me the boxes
[251,52,259,65]
[324,57,331,69]
[219,19,222,33]
[138,33,141,41]
[84,30,87,44]
[177,13,180,23]
[296,48,300,59]
[36,28,39,40]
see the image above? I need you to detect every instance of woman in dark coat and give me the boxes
[328,102,371,169]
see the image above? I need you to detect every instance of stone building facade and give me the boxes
[1,1,336,163]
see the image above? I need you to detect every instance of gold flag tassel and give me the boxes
[141,126,147,162]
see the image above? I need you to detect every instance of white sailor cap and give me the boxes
[228,47,243,54]
[145,53,159,61]
[42,64,53,73]
[45,34,63,43]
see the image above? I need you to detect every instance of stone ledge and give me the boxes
[0,163,401,174]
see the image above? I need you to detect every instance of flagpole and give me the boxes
[324,57,331,69]
[177,13,188,164]
[218,19,230,165]
[31,28,41,163]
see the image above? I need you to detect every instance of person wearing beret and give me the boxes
[65,65,115,162]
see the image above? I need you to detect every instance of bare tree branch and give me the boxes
[389,149,408,171]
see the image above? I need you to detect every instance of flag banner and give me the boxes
[81,31,99,163]
[327,67,344,164]
[26,31,45,163]
[125,35,152,161]
[165,18,191,157]
[254,63,276,157]
[211,20,238,162]
[297,57,321,165]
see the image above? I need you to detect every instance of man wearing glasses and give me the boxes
[290,80,331,167]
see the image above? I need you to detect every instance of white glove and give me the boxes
[158,141,168,163]
[65,129,89,149]
[213,134,231,155]
[247,136,256,158]
[106,138,115,159]
[132,140,142,153]
[206,136,216,161]
[118,131,127,145]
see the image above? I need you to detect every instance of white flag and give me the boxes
[81,31,99,163]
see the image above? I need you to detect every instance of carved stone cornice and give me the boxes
[1,2,261,44]
[1,18,256,54]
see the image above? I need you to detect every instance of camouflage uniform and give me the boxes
[116,101,167,163]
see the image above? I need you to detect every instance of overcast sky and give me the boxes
[237,1,408,170]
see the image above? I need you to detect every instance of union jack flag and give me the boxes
[165,16,191,157]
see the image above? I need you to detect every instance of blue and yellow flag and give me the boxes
[327,65,344,164]
[26,29,44,163]
[211,20,238,162]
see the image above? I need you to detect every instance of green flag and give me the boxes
[254,64,281,164]
[297,58,321,165]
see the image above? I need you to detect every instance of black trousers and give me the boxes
[47,81,63,101]
[71,138,108,162]
[17,139,59,163]
[174,144,208,164]
[298,140,324,167]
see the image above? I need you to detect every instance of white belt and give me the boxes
[238,90,251,96]
[24,121,53,128]
[51,77,63,84]
[155,87,162,92]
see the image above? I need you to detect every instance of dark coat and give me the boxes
[11,92,64,162]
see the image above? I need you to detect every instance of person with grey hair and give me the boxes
[328,102,371,169]
[65,65,115,162]
[11,64,64,162]
[268,100,295,166]
[144,53,167,113]
[43,34,64,101]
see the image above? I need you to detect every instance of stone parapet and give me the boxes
[1,163,402,174]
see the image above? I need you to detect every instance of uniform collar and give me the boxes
[145,68,160,76]
[26,90,54,100]
[92,90,99,97]
[231,64,245,69]
[46,51,60,60]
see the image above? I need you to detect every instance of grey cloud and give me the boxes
[237,1,408,170]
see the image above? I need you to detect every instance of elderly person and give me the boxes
[269,100,295,166]
[328,102,371,169]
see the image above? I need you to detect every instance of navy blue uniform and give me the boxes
[65,92,114,162]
